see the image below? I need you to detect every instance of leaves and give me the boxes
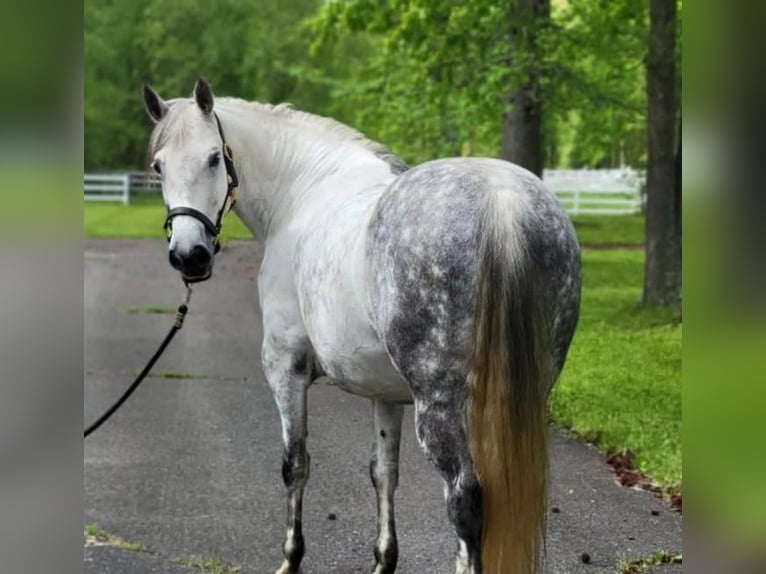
[85,0,327,170]
[309,0,657,167]
[85,0,680,170]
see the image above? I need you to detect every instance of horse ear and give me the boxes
[194,77,214,115]
[143,84,168,123]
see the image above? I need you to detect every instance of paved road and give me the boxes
[84,239,681,574]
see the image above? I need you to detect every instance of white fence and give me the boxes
[86,168,644,215]
[84,173,130,204]
[84,172,160,204]
[543,168,644,216]
[127,171,161,192]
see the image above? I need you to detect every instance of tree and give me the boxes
[85,0,657,174]
[84,0,334,171]
[501,0,549,177]
[310,0,651,171]
[643,0,681,306]
[310,0,546,166]
[545,0,648,168]
[84,0,154,170]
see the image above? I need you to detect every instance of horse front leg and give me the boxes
[262,337,313,574]
[370,401,404,574]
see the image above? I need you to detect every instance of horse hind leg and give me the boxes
[370,401,404,574]
[414,392,482,574]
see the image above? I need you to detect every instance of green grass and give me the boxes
[84,523,146,552]
[618,551,682,573]
[170,555,242,574]
[85,522,99,537]
[126,305,176,314]
[570,213,644,245]
[84,193,253,240]
[85,194,643,245]
[150,370,205,379]
[550,249,682,487]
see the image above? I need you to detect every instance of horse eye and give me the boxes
[209,152,221,169]
[152,161,162,175]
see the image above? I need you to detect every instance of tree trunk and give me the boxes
[501,0,549,178]
[502,88,544,177]
[643,0,681,306]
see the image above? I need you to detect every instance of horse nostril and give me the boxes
[168,248,183,270]
[189,245,212,267]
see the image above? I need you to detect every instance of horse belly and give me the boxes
[316,333,412,404]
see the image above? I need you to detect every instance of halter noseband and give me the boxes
[163,113,239,254]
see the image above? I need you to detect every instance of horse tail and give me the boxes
[467,189,549,574]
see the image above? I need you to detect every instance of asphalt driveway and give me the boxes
[84,239,681,574]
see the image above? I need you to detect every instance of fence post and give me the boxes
[573,189,580,216]
[122,174,130,205]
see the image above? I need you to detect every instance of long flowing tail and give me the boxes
[467,190,550,574]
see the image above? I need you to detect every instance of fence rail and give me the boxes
[84,173,130,204]
[127,171,161,192]
[543,168,644,216]
[86,168,645,215]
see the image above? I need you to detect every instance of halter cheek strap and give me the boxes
[163,113,239,254]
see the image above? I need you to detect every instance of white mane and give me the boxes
[223,99,409,174]
[149,97,408,175]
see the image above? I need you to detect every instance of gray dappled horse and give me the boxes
[143,78,581,574]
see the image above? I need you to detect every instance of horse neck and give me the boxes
[216,101,398,238]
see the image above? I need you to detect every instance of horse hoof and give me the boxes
[275,560,298,574]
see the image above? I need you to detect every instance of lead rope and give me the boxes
[84,284,193,438]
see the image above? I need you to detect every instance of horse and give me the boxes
[142,77,581,574]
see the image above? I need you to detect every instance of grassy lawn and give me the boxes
[85,199,679,486]
[84,194,253,240]
[550,249,682,487]
[85,194,643,245]
[570,213,644,245]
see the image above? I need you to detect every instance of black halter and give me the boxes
[163,113,239,254]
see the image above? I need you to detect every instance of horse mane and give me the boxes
[148,97,409,175]
[255,101,409,174]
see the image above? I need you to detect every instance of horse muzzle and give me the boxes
[168,243,214,283]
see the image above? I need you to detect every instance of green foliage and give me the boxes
[85,0,680,170]
[85,0,331,170]
[309,0,655,167]
[308,0,519,164]
[85,0,155,170]
[546,0,649,167]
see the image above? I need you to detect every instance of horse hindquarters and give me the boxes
[398,200,550,574]
[368,159,579,573]
[367,165,487,573]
